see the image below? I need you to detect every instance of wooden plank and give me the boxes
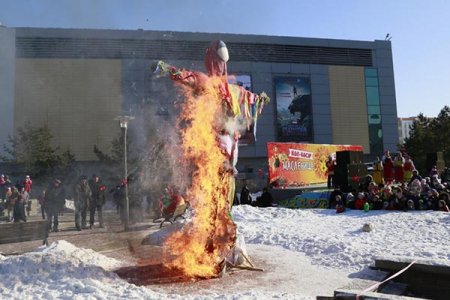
[0,221,48,244]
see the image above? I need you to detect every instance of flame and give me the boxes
[163,76,236,278]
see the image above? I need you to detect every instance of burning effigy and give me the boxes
[150,40,269,279]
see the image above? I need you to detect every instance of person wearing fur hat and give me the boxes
[345,192,355,209]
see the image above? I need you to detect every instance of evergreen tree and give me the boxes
[0,123,76,177]
[403,106,450,174]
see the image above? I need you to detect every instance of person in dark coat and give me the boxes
[45,178,66,232]
[13,186,27,223]
[256,188,274,207]
[73,176,91,231]
[239,181,252,205]
[0,174,6,201]
[329,188,344,209]
[111,179,126,218]
[89,175,106,228]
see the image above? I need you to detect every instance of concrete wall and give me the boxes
[0,27,15,157]
[14,58,123,161]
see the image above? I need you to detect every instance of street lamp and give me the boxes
[115,115,135,231]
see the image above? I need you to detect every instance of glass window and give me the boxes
[368,114,382,124]
[366,86,380,105]
[365,77,379,86]
[365,68,378,77]
[367,105,381,115]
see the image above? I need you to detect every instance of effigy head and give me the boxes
[205,40,229,77]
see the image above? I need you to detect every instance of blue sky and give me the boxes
[1,0,449,117]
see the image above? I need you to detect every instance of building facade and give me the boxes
[398,117,416,144]
[0,27,398,172]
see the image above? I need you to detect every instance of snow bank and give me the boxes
[232,206,450,272]
[0,207,449,299]
[0,240,178,299]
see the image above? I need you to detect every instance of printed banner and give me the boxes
[278,192,331,209]
[267,143,363,187]
[275,77,312,142]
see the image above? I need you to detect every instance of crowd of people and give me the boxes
[0,174,33,222]
[328,150,450,213]
[0,173,109,232]
[0,170,187,232]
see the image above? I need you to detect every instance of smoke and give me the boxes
[126,74,192,205]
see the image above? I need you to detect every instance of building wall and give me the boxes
[14,58,123,161]
[0,27,15,157]
[374,41,399,152]
[398,118,415,143]
[10,28,398,166]
[328,65,370,153]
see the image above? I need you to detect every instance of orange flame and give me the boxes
[163,76,236,278]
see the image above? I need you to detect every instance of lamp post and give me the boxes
[115,115,134,231]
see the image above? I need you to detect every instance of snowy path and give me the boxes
[0,207,449,299]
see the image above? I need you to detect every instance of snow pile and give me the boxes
[0,240,178,299]
[0,207,449,299]
[232,206,450,271]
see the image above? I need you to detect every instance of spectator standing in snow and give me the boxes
[256,187,274,207]
[45,178,66,232]
[0,174,6,201]
[239,181,252,205]
[23,175,32,195]
[73,176,92,231]
[13,185,27,222]
[89,174,106,228]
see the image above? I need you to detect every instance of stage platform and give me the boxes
[269,183,331,209]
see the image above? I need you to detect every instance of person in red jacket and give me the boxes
[354,192,367,210]
[23,175,33,216]
[325,155,336,189]
[23,175,32,194]
[393,153,404,183]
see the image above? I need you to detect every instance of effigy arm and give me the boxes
[152,60,198,87]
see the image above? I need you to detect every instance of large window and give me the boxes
[365,68,383,155]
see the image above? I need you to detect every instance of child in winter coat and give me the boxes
[335,195,345,213]
[354,192,367,210]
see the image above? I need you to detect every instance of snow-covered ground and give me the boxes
[0,206,449,299]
